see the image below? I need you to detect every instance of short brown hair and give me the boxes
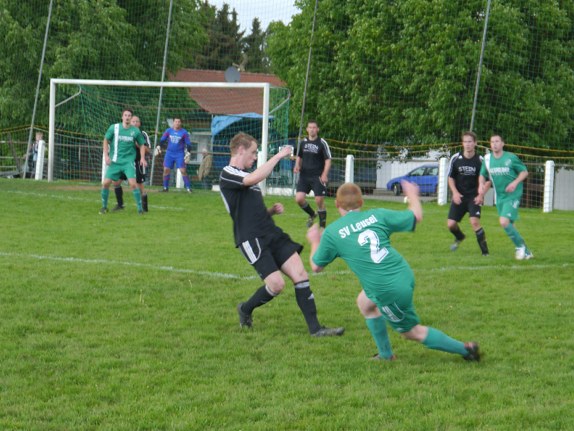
[336,183,363,211]
[230,132,258,154]
[462,131,477,141]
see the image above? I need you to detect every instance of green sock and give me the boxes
[132,188,142,211]
[365,316,394,359]
[101,188,109,209]
[422,327,467,356]
[504,224,525,248]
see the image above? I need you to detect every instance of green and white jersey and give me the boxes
[480,151,527,203]
[104,123,145,163]
[313,208,416,299]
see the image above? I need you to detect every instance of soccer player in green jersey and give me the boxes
[307,181,481,362]
[100,109,147,214]
[479,135,533,260]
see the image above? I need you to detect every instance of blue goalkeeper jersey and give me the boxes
[160,127,191,154]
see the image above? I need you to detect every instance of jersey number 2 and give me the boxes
[358,229,389,263]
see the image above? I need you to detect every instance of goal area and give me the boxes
[47,78,291,190]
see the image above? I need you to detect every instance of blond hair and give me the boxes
[336,183,363,211]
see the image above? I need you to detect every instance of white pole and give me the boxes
[543,160,555,213]
[34,139,46,180]
[260,83,271,195]
[437,157,449,205]
[345,155,355,183]
[48,79,56,181]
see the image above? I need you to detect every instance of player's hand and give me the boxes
[452,191,462,205]
[153,146,162,157]
[306,224,322,244]
[140,159,148,168]
[104,154,111,166]
[278,145,293,158]
[269,203,284,215]
[400,180,419,198]
[184,151,192,164]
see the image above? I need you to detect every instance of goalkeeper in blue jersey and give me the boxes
[306,181,481,362]
[158,117,192,192]
[100,109,147,214]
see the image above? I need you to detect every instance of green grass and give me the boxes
[1,178,573,430]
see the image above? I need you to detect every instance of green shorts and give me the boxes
[496,198,521,222]
[105,161,136,181]
[369,277,421,333]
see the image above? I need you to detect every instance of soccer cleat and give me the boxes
[99,207,108,214]
[138,209,144,215]
[450,239,464,251]
[311,326,345,337]
[162,187,169,192]
[306,213,317,228]
[515,246,526,260]
[524,250,534,260]
[237,302,253,329]
[463,342,481,362]
[482,253,489,257]
[186,188,193,193]
[371,353,397,361]
[111,204,125,212]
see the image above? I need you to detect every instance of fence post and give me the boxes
[543,160,555,213]
[437,157,449,205]
[345,154,355,183]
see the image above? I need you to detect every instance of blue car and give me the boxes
[386,163,439,195]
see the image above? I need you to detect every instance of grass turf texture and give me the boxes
[1,178,573,430]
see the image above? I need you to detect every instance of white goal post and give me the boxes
[48,78,275,190]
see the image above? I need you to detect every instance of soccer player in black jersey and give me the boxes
[112,115,150,212]
[447,131,489,255]
[220,132,344,337]
[294,120,331,228]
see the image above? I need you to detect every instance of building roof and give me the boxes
[171,69,286,115]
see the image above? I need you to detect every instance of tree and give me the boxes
[243,18,269,73]
[0,0,205,129]
[191,2,244,70]
[267,0,574,149]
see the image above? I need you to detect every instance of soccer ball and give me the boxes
[403,196,409,204]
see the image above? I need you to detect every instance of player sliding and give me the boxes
[219,132,344,337]
[307,181,481,361]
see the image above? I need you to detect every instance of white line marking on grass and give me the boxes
[3,190,186,211]
[0,251,258,280]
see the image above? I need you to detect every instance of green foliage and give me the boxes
[0,179,573,429]
[267,0,574,149]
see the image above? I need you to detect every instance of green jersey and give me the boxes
[313,208,416,300]
[104,123,145,163]
[480,151,527,203]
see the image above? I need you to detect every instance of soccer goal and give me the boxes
[47,78,291,191]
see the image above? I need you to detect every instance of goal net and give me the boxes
[47,79,291,190]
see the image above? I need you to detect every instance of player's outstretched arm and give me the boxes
[244,146,293,186]
[401,180,423,223]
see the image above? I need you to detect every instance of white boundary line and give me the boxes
[1,251,571,282]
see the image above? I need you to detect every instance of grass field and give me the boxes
[1,178,573,430]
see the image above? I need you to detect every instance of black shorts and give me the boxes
[119,163,146,184]
[296,174,327,197]
[238,226,303,280]
[448,196,482,222]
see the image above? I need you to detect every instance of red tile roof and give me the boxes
[171,69,286,115]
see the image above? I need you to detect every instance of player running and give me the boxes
[307,181,481,362]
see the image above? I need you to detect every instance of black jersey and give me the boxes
[448,151,483,197]
[298,136,331,176]
[220,165,277,246]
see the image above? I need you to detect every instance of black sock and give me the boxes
[475,227,489,254]
[450,226,465,241]
[294,280,321,334]
[142,193,148,212]
[114,185,124,207]
[242,285,276,314]
[318,210,327,228]
[301,203,316,217]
